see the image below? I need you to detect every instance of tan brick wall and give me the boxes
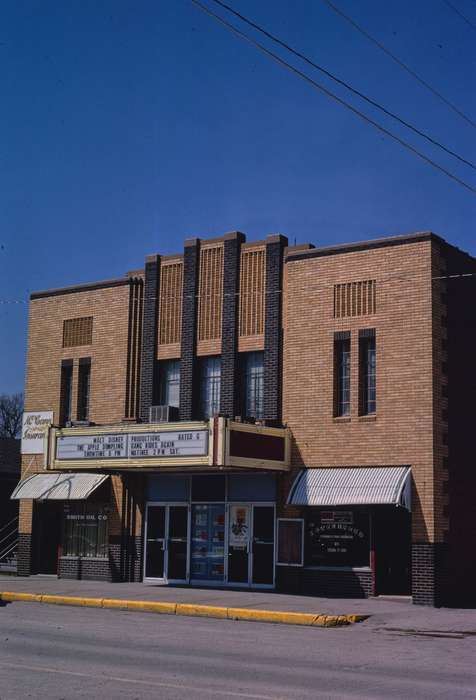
[283,240,438,542]
[25,284,131,427]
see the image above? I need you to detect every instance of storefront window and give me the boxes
[306,509,370,568]
[62,504,108,558]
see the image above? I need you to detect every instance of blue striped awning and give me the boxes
[287,466,411,510]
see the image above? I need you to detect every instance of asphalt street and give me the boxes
[0,601,474,700]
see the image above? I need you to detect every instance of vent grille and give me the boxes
[63,317,93,347]
[334,280,376,318]
[197,245,224,341]
[158,261,183,345]
[239,247,265,337]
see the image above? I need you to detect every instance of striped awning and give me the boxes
[11,473,109,500]
[287,466,411,510]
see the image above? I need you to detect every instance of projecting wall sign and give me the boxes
[55,430,209,461]
[21,411,54,454]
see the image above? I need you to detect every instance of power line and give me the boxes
[190,0,476,195]
[208,0,476,171]
[443,0,476,33]
[321,0,476,130]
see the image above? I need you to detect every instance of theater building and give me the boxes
[13,231,476,606]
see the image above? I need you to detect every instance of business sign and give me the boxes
[21,411,54,454]
[56,429,209,461]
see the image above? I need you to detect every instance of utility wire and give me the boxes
[321,0,476,130]
[443,0,476,33]
[209,0,476,171]
[190,0,476,195]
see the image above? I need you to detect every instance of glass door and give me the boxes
[227,504,251,585]
[145,505,166,579]
[167,505,188,582]
[251,505,275,586]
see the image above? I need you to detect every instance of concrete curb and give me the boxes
[0,591,369,627]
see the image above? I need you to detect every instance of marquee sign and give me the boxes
[55,430,209,461]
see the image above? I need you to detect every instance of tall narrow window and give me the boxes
[360,330,376,415]
[77,358,91,421]
[159,360,180,408]
[334,335,351,417]
[199,357,221,419]
[60,360,73,425]
[242,352,264,419]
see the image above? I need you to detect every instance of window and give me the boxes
[158,360,180,408]
[334,335,351,417]
[242,352,264,419]
[199,357,221,418]
[60,360,73,425]
[306,509,370,568]
[359,331,376,415]
[63,317,93,347]
[77,358,91,421]
[62,504,108,558]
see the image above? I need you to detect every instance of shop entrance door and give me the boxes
[144,504,189,582]
[227,504,275,587]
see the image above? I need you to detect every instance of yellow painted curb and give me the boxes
[0,591,368,627]
[0,592,43,603]
[176,603,228,619]
[227,607,316,626]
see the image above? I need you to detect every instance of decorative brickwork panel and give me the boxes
[158,260,183,346]
[220,234,244,417]
[264,235,287,422]
[197,245,224,352]
[180,241,200,421]
[334,280,376,318]
[239,246,265,342]
[125,278,144,420]
[62,316,93,347]
[139,257,160,422]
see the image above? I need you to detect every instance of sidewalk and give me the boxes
[1,574,475,631]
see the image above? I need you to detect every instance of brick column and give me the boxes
[179,238,200,421]
[263,234,288,422]
[412,542,449,606]
[139,255,160,422]
[220,232,245,417]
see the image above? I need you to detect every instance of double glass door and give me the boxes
[144,503,275,587]
[228,504,275,587]
[145,505,188,581]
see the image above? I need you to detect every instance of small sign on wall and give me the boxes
[21,411,53,454]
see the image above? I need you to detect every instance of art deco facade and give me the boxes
[14,231,476,606]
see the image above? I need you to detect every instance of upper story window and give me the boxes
[199,357,221,419]
[359,330,376,415]
[158,360,180,408]
[241,352,264,419]
[63,317,93,347]
[77,358,91,421]
[334,334,351,417]
[59,360,73,425]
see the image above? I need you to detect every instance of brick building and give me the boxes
[12,231,476,606]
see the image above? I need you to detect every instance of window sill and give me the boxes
[333,416,351,423]
[358,414,377,422]
[304,565,371,573]
[60,556,109,561]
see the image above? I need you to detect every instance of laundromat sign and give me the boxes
[55,430,209,461]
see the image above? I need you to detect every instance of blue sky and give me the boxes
[1,0,475,394]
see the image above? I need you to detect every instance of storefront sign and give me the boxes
[21,411,54,454]
[56,430,209,461]
[307,509,370,568]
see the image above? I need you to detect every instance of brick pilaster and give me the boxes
[139,255,160,422]
[17,533,32,576]
[264,234,288,422]
[220,232,245,417]
[179,239,200,420]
